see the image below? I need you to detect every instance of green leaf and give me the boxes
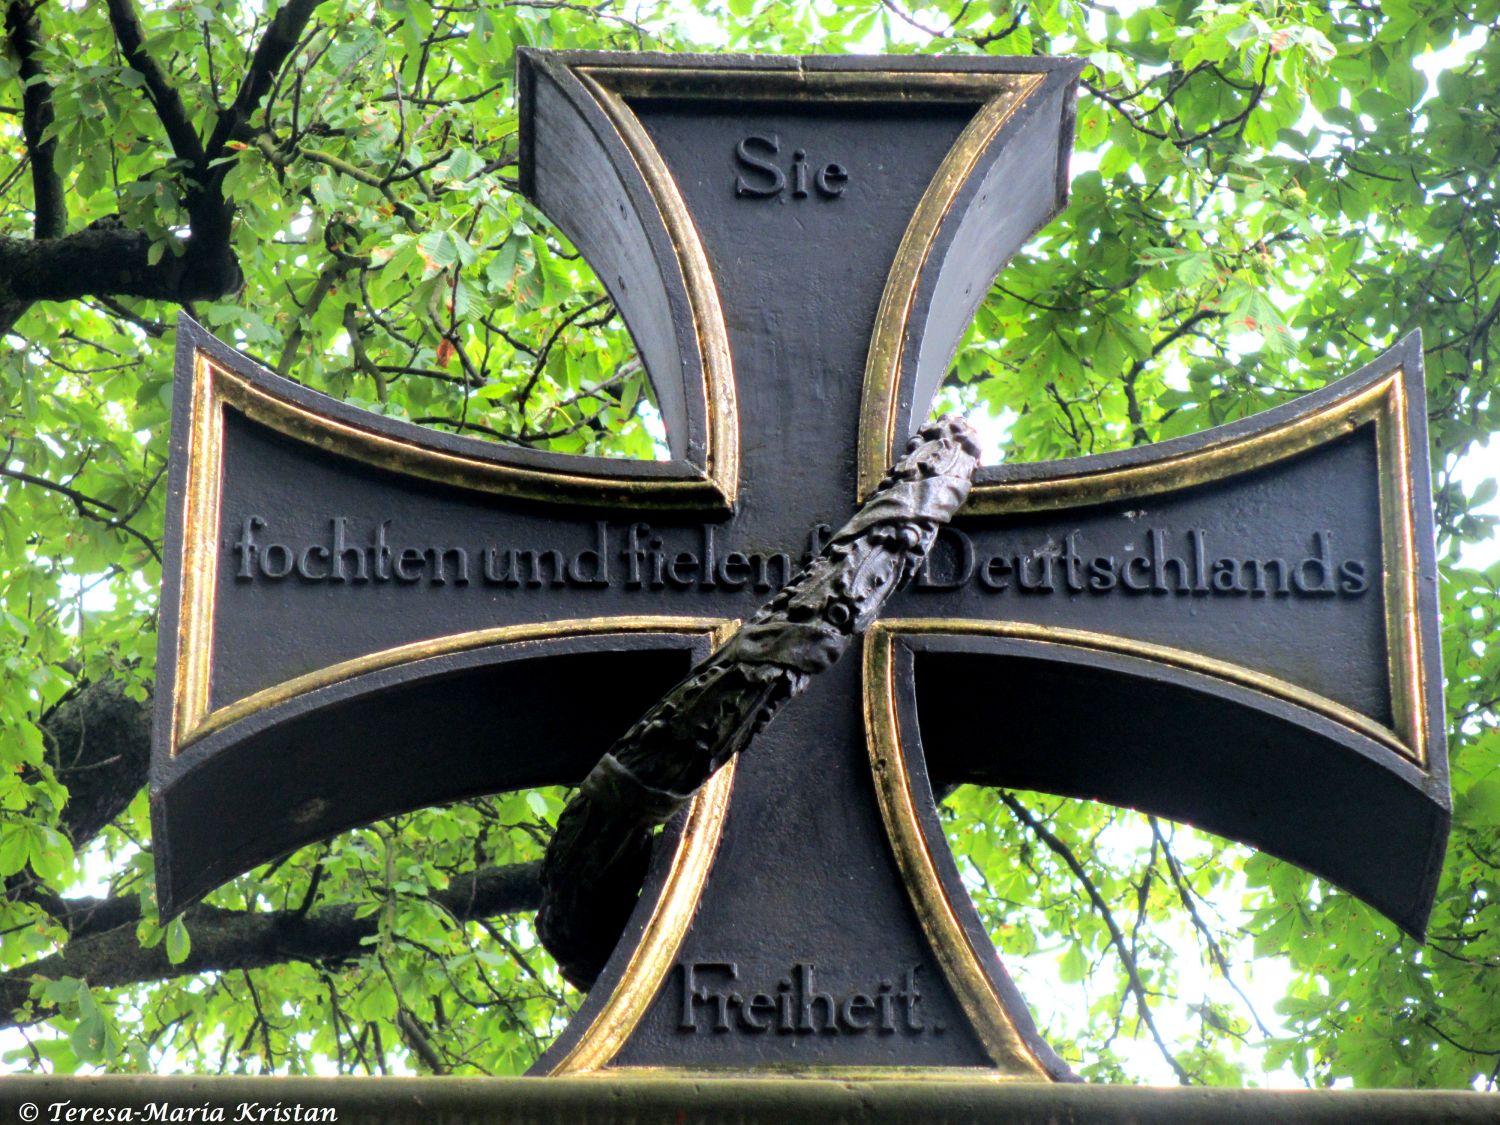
[1459,772,1500,824]
[27,825,73,883]
[70,1008,108,1066]
[1175,253,1217,287]
[68,989,109,1065]
[1058,942,1089,984]
[1076,105,1110,150]
[418,229,457,273]
[0,825,29,877]
[165,917,191,966]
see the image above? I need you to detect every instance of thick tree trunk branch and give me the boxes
[0,224,238,308]
[40,678,152,847]
[104,0,229,302]
[0,863,543,1030]
[31,893,142,942]
[5,0,65,240]
[3,0,325,334]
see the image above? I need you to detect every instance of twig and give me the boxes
[0,464,162,563]
[274,257,355,376]
[511,295,613,415]
[1149,817,1273,1038]
[998,791,1194,1084]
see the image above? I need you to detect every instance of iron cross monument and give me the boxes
[151,51,1447,1080]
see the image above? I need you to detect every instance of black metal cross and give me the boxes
[152,51,1446,1079]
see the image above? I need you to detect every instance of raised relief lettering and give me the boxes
[677,962,937,1035]
[734,135,847,201]
[226,519,1372,601]
[916,528,1370,600]
[734,134,783,198]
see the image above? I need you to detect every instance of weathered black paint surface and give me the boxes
[912,638,1445,940]
[165,641,698,903]
[152,50,1447,1075]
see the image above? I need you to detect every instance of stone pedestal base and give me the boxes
[4,1075,1496,1124]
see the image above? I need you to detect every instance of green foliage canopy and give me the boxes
[0,0,1496,1090]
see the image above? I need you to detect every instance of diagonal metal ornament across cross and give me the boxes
[151,51,1447,1080]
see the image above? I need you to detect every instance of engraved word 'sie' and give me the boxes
[734,134,848,200]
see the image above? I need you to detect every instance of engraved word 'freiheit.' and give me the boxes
[677,962,939,1035]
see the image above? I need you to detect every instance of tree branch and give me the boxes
[1148,817,1273,1039]
[3,0,323,324]
[4,678,152,930]
[88,295,168,338]
[5,0,65,239]
[0,862,542,1030]
[208,0,322,160]
[250,131,421,232]
[275,255,355,375]
[7,679,544,1038]
[0,222,232,312]
[998,792,1194,1085]
[0,460,163,563]
[104,0,206,168]
[396,1007,447,1074]
[39,679,152,847]
[1121,308,1225,445]
[512,295,613,418]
